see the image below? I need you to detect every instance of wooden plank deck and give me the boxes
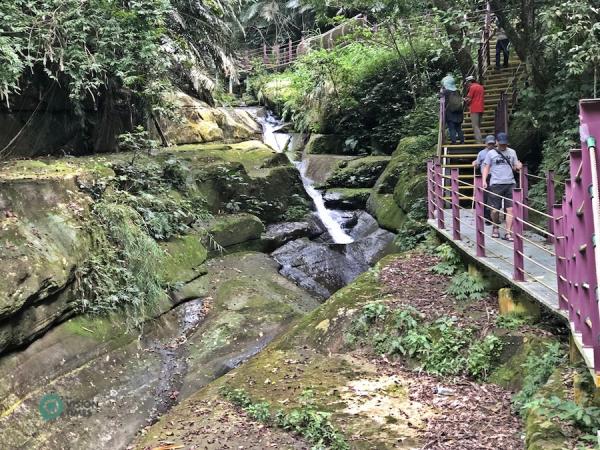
[428,209,565,319]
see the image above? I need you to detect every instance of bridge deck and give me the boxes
[428,209,565,319]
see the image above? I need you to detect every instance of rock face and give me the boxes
[323,188,371,209]
[304,134,346,154]
[324,155,390,189]
[0,174,92,352]
[272,212,395,298]
[156,91,262,145]
[0,252,319,449]
[0,139,310,355]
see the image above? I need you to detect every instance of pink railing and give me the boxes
[427,100,600,383]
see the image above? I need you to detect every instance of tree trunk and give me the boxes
[432,0,474,77]
[490,0,549,90]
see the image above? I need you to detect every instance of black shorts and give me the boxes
[489,183,515,210]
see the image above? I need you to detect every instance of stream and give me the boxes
[257,112,354,244]
[0,109,395,449]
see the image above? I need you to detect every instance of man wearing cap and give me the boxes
[482,132,522,241]
[465,76,485,144]
[472,135,496,223]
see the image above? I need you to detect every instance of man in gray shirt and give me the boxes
[482,132,523,240]
[472,135,496,223]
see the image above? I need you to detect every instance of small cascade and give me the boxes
[257,111,354,244]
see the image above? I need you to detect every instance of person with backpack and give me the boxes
[464,76,485,144]
[472,134,496,223]
[481,132,523,241]
[440,74,464,145]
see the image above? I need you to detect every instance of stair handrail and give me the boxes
[437,95,446,156]
[494,61,524,135]
[476,1,493,81]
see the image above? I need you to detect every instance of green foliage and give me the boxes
[394,199,430,251]
[219,386,349,450]
[423,317,470,376]
[0,0,171,105]
[466,335,504,380]
[495,313,529,330]
[346,303,505,378]
[447,271,488,301]
[431,243,462,276]
[525,396,600,437]
[118,127,160,163]
[75,202,166,331]
[513,342,563,412]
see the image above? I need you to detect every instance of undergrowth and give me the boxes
[345,303,503,379]
[432,243,489,300]
[219,386,349,450]
[75,156,214,331]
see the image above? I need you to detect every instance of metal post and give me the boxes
[451,168,461,240]
[263,43,268,65]
[427,160,434,220]
[569,150,585,336]
[546,170,555,243]
[288,39,293,64]
[513,188,525,281]
[565,181,577,324]
[434,160,445,229]
[520,164,529,226]
[475,175,486,257]
[554,204,568,311]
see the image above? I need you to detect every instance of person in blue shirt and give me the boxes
[472,135,496,224]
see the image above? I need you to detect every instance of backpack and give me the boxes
[447,91,463,113]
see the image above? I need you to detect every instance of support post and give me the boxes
[475,175,485,257]
[547,170,555,243]
[288,39,293,64]
[513,188,525,281]
[434,160,445,229]
[427,160,434,220]
[451,168,461,240]
[263,43,268,65]
[554,204,568,311]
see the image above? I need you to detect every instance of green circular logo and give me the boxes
[39,393,64,421]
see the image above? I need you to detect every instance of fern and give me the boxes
[447,272,488,301]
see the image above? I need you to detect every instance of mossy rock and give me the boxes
[393,174,427,213]
[324,156,390,189]
[304,134,346,155]
[524,367,570,450]
[161,233,209,284]
[366,193,406,232]
[323,188,372,209]
[198,213,265,249]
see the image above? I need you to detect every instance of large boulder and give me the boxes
[0,168,92,352]
[156,91,262,145]
[304,134,346,155]
[366,193,406,232]
[324,156,390,189]
[323,188,371,209]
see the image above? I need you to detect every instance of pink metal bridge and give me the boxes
[428,99,600,386]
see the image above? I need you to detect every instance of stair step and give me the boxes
[442,154,479,158]
[444,144,487,148]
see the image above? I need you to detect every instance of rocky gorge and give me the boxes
[0,93,402,448]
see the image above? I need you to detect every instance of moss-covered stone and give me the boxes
[304,134,345,155]
[197,213,265,249]
[324,156,390,189]
[161,233,209,284]
[323,188,372,209]
[366,193,406,231]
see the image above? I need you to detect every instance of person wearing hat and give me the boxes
[440,74,465,145]
[464,76,485,144]
[481,132,523,241]
[472,134,496,223]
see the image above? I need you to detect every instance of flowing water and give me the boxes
[256,112,354,244]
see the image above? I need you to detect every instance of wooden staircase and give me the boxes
[441,38,521,200]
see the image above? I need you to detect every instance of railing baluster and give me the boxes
[427,160,434,220]
[451,168,460,240]
[520,164,529,227]
[475,175,485,257]
[513,188,525,281]
[546,170,555,244]
[554,203,568,311]
[434,159,445,229]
